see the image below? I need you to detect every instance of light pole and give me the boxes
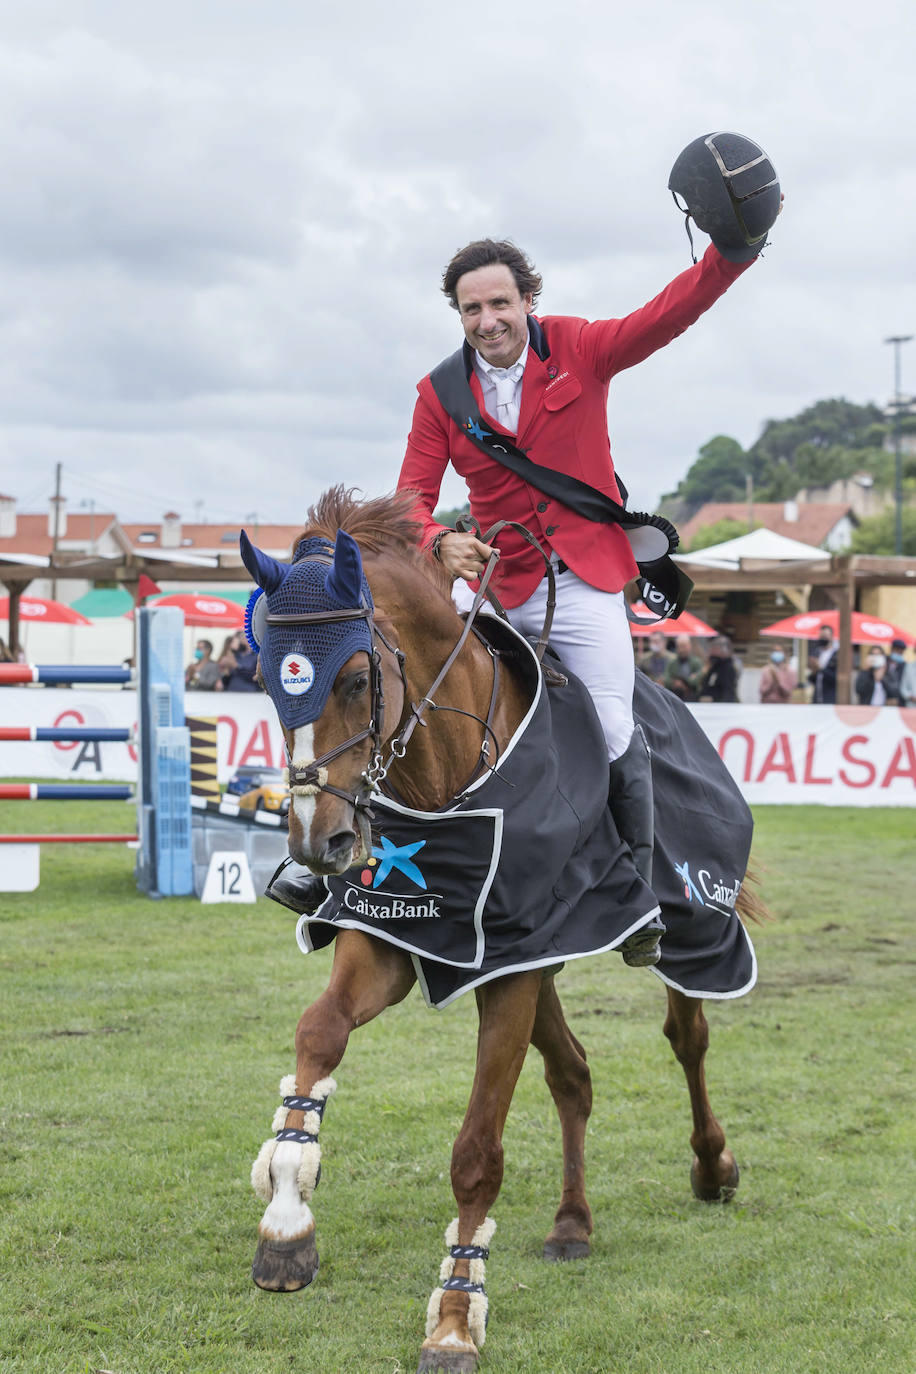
[884,334,913,555]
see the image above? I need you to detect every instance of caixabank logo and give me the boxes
[341,834,445,920]
[673,858,740,913]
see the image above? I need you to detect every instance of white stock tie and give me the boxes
[488,364,522,432]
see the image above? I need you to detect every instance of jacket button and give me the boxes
[537,501,548,513]
[545,524,556,536]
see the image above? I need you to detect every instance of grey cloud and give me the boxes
[0,0,913,524]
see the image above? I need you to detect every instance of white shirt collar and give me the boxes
[474,341,529,380]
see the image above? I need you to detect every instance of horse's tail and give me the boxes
[736,855,771,927]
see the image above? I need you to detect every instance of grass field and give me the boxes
[1,801,914,1374]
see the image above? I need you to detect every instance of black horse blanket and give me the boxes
[295,618,756,1008]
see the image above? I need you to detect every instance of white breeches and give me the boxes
[505,570,635,763]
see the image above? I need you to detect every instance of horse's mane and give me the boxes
[296,485,453,597]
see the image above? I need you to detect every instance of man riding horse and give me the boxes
[396,134,779,965]
[275,134,780,965]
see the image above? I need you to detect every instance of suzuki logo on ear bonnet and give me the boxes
[239,527,374,729]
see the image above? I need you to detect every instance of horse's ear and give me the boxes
[239,530,289,593]
[326,530,365,607]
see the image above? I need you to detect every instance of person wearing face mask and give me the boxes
[699,635,739,703]
[220,632,260,692]
[185,638,222,691]
[663,633,704,702]
[807,624,838,704]
[639,630,674,686]
[759,645,796,703]
[855,647,891,706]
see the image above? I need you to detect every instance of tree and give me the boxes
[849,508,916,557]
[663,399,896,514]
[433,502,470,527]
[748,398,886,494]
[670,435,749,508]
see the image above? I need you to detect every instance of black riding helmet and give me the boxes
[668,132,780,262]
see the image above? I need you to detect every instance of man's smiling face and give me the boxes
[455,263,533,367]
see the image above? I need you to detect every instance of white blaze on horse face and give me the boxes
[259,1141,315,1242]
[289,724,317,844]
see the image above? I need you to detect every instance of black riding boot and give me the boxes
[608,726,666,967]
[265,858,328,915]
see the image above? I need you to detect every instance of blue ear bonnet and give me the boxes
[240,529,374,730]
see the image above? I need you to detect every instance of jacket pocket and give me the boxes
[542,372,582,411]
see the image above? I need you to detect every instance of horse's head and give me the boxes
[240,527,405,875]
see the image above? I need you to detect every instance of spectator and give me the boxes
[807,624,838,704]
[699,635,739,703]
[759,645,797,704]
[0,636,13,662]
[884,639,907,706]
[900,650,916,707]
[638,630,673,686]
[220,632,260,692]
[663,633,704,702]
[186,638,223,691]
[856,647,892,706]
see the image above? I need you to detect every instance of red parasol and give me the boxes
[130,592,247,629]
[628,603,717,638]
[760,610,915,647]
[0,595,91,625]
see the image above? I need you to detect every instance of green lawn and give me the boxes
[0,804,913,1373]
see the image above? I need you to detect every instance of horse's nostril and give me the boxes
[325,831,357,866]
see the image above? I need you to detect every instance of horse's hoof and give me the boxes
[543,1238,591,1261]
[417,1347,478,1373]
[690,1154,740,1203]
[251,1229,319,1291]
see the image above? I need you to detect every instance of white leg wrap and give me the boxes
[250,1074,337,1205]
[425,1217,496,1348]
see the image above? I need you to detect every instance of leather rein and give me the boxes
[273,522,557,817]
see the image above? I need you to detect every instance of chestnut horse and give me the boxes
[242,488,754,1374]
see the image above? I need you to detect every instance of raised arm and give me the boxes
[577,244,755,383]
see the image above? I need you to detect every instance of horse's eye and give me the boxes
[347,674,369,698]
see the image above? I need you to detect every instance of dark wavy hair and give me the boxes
[441,239,543,310]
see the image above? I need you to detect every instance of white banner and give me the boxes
[2,689,915,806]
[0,688,286,784]
[690,703,916,806]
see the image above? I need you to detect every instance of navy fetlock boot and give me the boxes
[608,726,665,967]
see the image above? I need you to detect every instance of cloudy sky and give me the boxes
[0,0,913,528]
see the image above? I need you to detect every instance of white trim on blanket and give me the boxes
[296,801,505,970]
[651,929,758,1001]
[411,902,662,1010]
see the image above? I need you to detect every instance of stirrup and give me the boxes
[619,914,666,967]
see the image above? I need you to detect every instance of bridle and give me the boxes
[270,520,558,821]
[266,594,407,818]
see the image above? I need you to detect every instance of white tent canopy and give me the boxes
[675,526,831,569]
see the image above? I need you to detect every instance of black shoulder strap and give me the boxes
[428,345,693,621]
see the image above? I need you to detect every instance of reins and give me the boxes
[277,521,556,815]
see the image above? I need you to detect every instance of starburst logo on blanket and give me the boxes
[360,835,427,890]
[674,858,740,913]
[674,858,706,906]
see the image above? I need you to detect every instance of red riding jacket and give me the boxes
[397,244,754,609]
